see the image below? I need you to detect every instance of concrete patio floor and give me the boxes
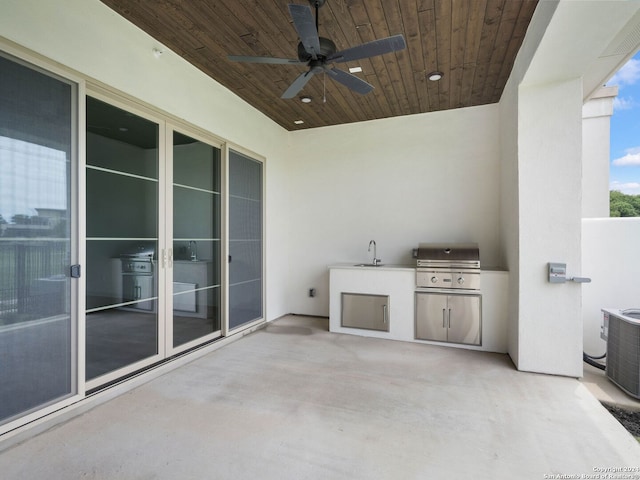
[582,362,640,413]
[1,315,639,479]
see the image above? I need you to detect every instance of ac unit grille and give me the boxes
[606,313,640,398]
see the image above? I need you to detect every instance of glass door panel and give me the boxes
[85,96,159,383]
[0,53,76,424]
[171,132,221,348]
[228,149,263,330]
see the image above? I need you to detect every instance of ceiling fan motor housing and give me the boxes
[297,37,336,62]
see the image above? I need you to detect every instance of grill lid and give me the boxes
[120,244,155,259]
[413,242,480,268]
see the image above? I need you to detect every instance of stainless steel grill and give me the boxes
[413,242,480,291]
[120,245,155,311]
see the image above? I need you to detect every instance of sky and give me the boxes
[607,50,640,195]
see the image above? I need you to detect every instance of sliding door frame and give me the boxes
[84,84,167,391]
[165,122,226,356]
[224,144,266,336]
[0,40,84,436]
[0,39,266,436]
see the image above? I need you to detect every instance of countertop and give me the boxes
[328,263,415,271]
[329,263,508,272]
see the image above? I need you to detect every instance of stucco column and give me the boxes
[515,78,584,377]
[581,86,617,218]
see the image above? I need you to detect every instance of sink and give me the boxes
[353,263,384,267]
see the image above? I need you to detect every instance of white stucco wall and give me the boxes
[516,79,584,377]
[498,0,559,372]
[582,87,616,218]
[285,105,502,316]
[499,75,520,369]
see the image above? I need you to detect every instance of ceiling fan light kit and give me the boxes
[228,1,406,99]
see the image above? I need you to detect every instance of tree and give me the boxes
[610,191,640,217]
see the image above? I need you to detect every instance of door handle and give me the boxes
[442,308,446,328]
[382,304,388,324]
[70,264,81,278]
[448,308,451,328]
[570,277,591,283]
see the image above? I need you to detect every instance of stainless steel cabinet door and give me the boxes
[341,293,390,332]
[415,292,448,341]
[447,294,481,345]
[122,275,154,311]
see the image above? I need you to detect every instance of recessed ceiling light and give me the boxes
[294,120,304,125]
[349,66,363,73]
[427,71,443,81]
[300,96,312,103]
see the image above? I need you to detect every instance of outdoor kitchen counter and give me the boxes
[328,264,509,353]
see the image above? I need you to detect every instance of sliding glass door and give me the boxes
[85,96,160,386]
[170,130,222,351]
[0,53,77,425]
[84,96,264,389]
[228,149,263,330]
[0,48,266,431]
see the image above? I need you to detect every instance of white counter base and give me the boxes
[329,265,509,353]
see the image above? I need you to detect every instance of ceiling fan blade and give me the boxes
[227,55,305,65]
[325,67,374,95]
[327,34,406,63]
[281,70,315,99]
[288,4,321,60]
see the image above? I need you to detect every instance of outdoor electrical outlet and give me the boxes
[309,288,316,297]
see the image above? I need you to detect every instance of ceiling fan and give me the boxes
[228,0,406,99]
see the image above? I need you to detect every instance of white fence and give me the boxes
[582,218,640,355]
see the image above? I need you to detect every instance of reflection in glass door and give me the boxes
[0,53,76,425]
[85,96,160,384]
[171,131,221,349]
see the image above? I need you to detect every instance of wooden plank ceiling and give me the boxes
[99,0,538,131]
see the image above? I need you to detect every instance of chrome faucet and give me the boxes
[368,240,380,265]
[189,241,197,261]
